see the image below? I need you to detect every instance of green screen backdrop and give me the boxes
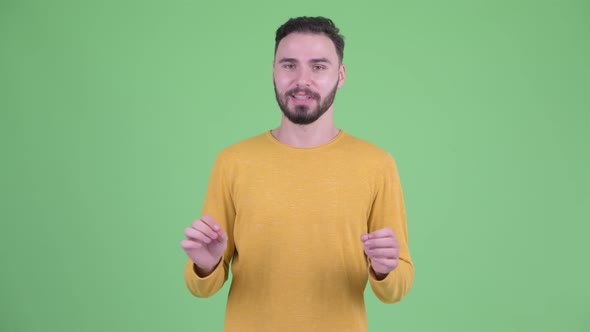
[1,0,589,331]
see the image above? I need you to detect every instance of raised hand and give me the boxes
[181,214,227,276]
[361,227,400,279]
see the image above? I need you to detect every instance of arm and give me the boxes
[184,151,236,298]
[365,153,414,303]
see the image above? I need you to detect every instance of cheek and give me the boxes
[314,70,339,84]
[319,77,335,86]
[317,77,339,92]
[274,74,293,90]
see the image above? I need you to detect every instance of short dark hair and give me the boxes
[275,16,345,63]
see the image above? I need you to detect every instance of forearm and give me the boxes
[184,258,227,298]
[368,257,414,304]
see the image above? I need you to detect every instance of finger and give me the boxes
[190,221,219,241]
[218,227,228,242]
[365,247,398,259]
[371,262,393,276]
[364,237,399,249]
[361,229,395,242]
[203,215,227,242]
[190,216,219,235]
[180,239,203,250]
[185,226,215,244]
[200,214,222,232]
[366,227,395,239]
[371,257,399,270]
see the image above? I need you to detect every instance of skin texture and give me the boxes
[361,228,400,280]
[181,214,227,276]
[181,32,400,280]
[273,33,341,126]
[271,32,345,148]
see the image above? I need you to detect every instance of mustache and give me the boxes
[285,88,320,100]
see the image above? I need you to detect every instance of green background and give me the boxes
[2,0,589,331]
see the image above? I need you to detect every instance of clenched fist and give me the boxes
[361,227,400,280]
[180,214,228,277]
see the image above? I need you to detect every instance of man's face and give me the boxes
[273,33,345,125]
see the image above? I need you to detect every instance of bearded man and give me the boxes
[181,16,414,332]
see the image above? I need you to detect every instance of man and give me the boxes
[181,16,414,331]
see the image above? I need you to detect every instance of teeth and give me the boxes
[293,95,310,99]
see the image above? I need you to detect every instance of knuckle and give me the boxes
[390,259,399,269]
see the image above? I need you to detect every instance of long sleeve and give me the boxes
[182,131,414,331]
[184,151,236,297]
[366,153,414,303]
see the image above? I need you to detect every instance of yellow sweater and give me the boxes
[184,130,414,331]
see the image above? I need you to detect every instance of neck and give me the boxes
[272,109,340,148]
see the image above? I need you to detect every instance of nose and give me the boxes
[295,67,312,87]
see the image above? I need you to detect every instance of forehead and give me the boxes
[275,32,338,61]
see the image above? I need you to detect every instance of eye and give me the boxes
[282,63,296,70]
[312,65,326,71]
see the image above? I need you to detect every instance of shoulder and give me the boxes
[214,131,270,162]
[341,131,397,165]
[341,133,402,185]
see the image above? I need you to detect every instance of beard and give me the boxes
[274,80,339,125]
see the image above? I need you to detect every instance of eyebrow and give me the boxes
[278,57,332,64]
[309,57,332,64]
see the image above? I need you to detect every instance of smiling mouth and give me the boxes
[292,94,312,100]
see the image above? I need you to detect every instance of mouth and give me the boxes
[292,94,312,99]
[290,95,313,105]
[288,90,317,105]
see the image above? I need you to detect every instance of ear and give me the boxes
[337,63,346,88]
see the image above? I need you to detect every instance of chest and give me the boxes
[230,158,377,247]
